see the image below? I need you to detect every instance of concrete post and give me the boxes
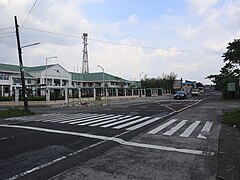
[94,88,96,100]
[79,88,81,99]
[65,88,68,103]
[46,88,50,102]
[15,89,19,102]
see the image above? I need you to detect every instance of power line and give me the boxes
[0,35,15,39]
[0,27,14,31]
[21,0,38,29]
[88,38,222,54]
[0,31,15,35]
[23,27,81,39]
[23,26,222,54]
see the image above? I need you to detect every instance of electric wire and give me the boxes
[0,31,15,35]
[0,27,14,31]
[0,35,15,39]
[23,26,222,54]
[21,0,38,29]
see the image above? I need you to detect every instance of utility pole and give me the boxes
[14,16,29,110]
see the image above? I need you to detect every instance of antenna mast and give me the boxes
[82,33,89,74]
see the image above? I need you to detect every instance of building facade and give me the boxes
[0,63,136,100]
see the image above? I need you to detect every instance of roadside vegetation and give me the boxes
[223,109,240,130]
[0,108,34,118]
[206,39,240,99]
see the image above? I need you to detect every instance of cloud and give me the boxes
[126,14,139,25]
[187,0,218,16]
[176,24,201,39]
[1,0,240,85]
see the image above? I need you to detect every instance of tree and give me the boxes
[142,72,177,92]
[206,39,240,98]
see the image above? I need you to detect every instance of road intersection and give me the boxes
[0,93,219,180]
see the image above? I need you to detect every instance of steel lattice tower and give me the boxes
[82,33,89,74]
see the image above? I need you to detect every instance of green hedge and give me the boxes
[0,96,14,101]
[19,96,46,101]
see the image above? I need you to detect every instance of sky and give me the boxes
[0,0,240,84]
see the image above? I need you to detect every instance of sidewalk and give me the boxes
[0,95,173,108]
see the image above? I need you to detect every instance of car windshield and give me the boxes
[176,91,184,94]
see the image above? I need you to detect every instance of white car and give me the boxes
[191,89,200,96]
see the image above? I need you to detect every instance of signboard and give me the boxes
[227,83,236,91]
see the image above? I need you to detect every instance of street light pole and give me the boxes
[140,72,144,97]
[45,56,57,101]
[97,65,104,97]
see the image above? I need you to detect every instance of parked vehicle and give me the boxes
[191,89,200,96]
[174,91,187,100]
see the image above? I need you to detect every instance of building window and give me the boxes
[13,78,21,84]
[0,73,9,80]
[27,79,31,84]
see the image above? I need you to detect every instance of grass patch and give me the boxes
[0,108,35,118]
[223,109,240,130]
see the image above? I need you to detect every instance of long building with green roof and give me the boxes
[0,62,137,98]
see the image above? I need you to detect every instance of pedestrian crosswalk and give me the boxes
[4,113,161,132]
[4,114,213,139]
[147,119,213,139]
[158,99,200,102]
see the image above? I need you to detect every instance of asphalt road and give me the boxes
[0,93,218,180]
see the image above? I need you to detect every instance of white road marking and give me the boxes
[59,113,97,124]
[126,117,161,131]
[78,115,123,126]
[101,116,141,128]
[147,119,178,134]
[180,121,201,137]
[90,115,132,127]
[163,120,188,136]
[113,116,151,129]
[197,121,213,139]
[68,114,113,125]
[0,124,214,156]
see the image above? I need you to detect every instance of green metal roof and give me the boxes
[0,63,55,73]
[25,64,55,72]
[70,72,129,82]
[0,63,20,72]
[1,63,131,82]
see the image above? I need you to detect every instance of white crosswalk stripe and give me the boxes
[113,116,151,129]
[197,121,213,139]
[180,121,201,137]
[163,120,188,136]
[147,119,213,139]
[3,113,162,131]
[78,115,123,126]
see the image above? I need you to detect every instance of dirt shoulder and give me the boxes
[217,108,240,179]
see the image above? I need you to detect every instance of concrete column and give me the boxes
[138,89,140,96]
[116,89,118,98]
[46,89,50,102]
[132,89,134,96]
[124,89,127,96]
[79,88,81,99]
[15,89,19,102]
[144,89,146,97]
[94,88,96,100]
[1,85,3,97]
[65,88,68,103]
[106,89,108,98]
[52,79,54,86]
